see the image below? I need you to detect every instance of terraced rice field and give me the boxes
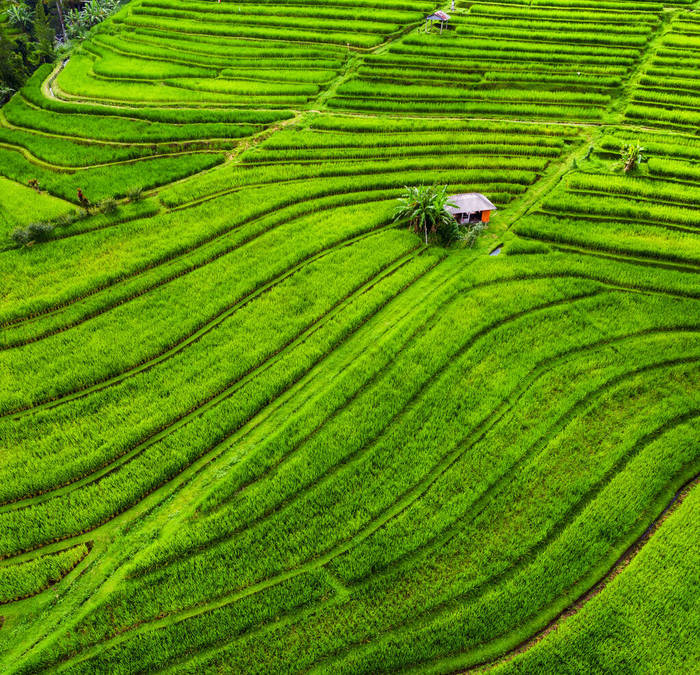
[0,0,698,673]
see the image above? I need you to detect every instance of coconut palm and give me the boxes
[55,0,67,43]
[393,185,457,245]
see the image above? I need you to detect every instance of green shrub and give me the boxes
[10,222,54,246]
[99,198,119,215]
[127,187,144,202]
[463,221,487,248]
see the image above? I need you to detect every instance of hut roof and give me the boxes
[445,193,497,215]
[426,11,450,21]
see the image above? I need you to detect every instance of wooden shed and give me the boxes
[425,10,450,33]
[445,193,497,224]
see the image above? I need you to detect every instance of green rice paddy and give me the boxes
[0,0,698,672]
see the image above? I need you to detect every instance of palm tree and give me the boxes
[393,185,457,245]
[55,0,67,43]
[621,140,644,173]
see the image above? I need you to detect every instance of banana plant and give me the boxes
[4,2,33,31]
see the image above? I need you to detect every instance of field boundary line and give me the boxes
[0,137,223,172]
[0,235,417,508]
[515,232,700,272]
[566,187,700,210]
[0,542,93,607]
[47,293,618,671]
[131,290,611,578]
[6,253,445,670]
[1,188,403,334]
[337,328,700,589]
[0,110,249,149]
[533,208,700,235]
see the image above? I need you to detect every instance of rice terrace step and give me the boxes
[0,0,698,673]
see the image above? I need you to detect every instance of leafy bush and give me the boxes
[66,0,118,39]
[99,198,119,215]
[9,227,31,246]
[10,221,54,246]
[462,221,487,248]
[27,221,54,241]
[4,2,33,30]
[127,187,144,202]
[0,85,15,105]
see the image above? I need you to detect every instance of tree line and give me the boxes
[1,0,119,103]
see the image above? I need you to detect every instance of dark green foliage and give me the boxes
[98,197,118,215]
[126,187,143,202]
[394,184,460,245]
[463,220,487,248]
[10,221,54,245]
[0,25,27,97]
[4,1,33,31]
[620,139,644,173]
[31,1,54,65]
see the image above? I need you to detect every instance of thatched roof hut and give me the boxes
[425,10,450,33]
[445,193,497,224]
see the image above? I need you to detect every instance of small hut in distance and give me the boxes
[425,10,450,33]
[445,193,497,224]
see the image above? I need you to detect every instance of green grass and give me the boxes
[0,177,75,233]
[0,0,698,673]
[496,475,700,673]
[0,543,89,604]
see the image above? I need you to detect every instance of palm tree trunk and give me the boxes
[424,223,428,245]
[55,0,68,42]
